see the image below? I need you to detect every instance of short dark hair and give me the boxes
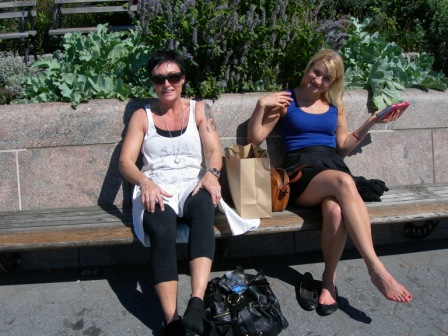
[147,50,186,76]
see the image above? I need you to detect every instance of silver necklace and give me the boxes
[160,100,185,164]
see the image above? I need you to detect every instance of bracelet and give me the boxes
[352,132,364,142]
[139,176,150,187]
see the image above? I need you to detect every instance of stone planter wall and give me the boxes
[0,89,447,212]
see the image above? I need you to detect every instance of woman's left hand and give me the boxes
[193,174,221,206]
[373,108,401,123]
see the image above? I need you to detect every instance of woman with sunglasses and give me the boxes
[119,50,222,335]
[247,49,412,316]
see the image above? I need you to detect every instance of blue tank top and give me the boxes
[279,90,338,153]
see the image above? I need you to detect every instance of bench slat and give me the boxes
[59,5,137,14]
[0,31,36,39]
[0,1,36,63]
[1,184,447,252]
[0,227,135,251]
[0,206,131,229]
[48,25,134,36]
[55,0,133,4]
[0,1,36,9]
[0,10,35,19]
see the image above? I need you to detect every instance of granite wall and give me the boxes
[0,89,447,212]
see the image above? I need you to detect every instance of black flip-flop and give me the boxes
[316,287,339,316]
[298,272,318,311]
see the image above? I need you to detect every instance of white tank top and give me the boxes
[132,99,205,246]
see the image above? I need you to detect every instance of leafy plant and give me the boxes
[319,0,448,75]
[427,0,448,76]
[137,0,345,98]
[0,52,33,105]
[341,17,448,108]
[21,25,154,108]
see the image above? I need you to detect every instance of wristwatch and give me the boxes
[207,168,221,179]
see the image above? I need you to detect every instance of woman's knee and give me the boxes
[322,197,343,223]
[321,197,347,236]
[143,207,177,241]
[184,189,215,221]
[332,172,358,196]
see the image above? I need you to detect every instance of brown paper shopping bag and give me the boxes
[225,143,272,219]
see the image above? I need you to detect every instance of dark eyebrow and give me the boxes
[152,71,182,77]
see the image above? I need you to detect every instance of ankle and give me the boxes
[321,271,336,284]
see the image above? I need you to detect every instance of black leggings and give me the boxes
[142,189,215,285]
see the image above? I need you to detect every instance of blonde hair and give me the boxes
[301,49,345,108]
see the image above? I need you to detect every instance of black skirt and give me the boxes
[283,146,388,202]
[283,146,352,200]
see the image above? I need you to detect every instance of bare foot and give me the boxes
[320,278,337,305]
[370,270,412,303]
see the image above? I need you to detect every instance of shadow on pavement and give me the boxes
[1,238,447,334]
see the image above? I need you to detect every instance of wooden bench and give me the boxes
[0,0,37,63]
[1,183,447,253]
[0,90,447,270]
[48,0,138,38]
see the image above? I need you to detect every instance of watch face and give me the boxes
[209,168,220,178]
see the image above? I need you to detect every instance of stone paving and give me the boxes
[0,238,448,336]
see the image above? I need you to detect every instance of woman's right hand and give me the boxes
[140,178,173,213]
[258,91,293,113]
[247,91,292,145]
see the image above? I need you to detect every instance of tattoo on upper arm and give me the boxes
[205,103,217,133]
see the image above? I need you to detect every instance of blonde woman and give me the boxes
[247,49,412,316]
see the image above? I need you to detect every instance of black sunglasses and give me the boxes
[151,72,183,85]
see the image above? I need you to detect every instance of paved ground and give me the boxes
[1,238,448,336]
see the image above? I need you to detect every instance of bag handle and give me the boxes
[288,164,306,184]
[251,146,268,158]
[225,144,269,159]
[225,147,238,158]
[271,168,289,188]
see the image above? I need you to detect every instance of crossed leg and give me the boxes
[319,197,346,306]
[297,170,412,303]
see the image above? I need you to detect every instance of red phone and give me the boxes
[376,102,410,120]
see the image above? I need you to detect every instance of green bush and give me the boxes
[3,0,447,108]
[21,25,154,108]
[341,18,448,108]
[427,0,448,76]
[34,0,56,55]
[0,52,32,105]
[137,0,344,98]
[320,0,448,74]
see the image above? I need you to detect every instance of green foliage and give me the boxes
[0,52,33,105]
[320,0,448,75]
[21,25,154,108]
[341,18,448,108]
[137,0,335,98]
[35,0,56,55]
[2,1,447,108]
[427,0,448,77]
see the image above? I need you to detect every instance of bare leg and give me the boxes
[183,257,212,334]
[320,197,346,305]
[297,170,412,303]
[155,281,180,324]
[190,257,213,299]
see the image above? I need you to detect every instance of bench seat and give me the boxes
[0,1,37,63]
[1,183,447,253]
[0,30,36,39]
[48,0,137,37]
